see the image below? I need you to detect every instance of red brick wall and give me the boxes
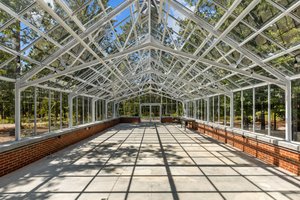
[120,117,141,123]
[195,122,300,175]
[0,119,120,177]
[161,117,173,123]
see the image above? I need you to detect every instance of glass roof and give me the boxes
[0,0,299,102]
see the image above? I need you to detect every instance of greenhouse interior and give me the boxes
[0,0,300,199]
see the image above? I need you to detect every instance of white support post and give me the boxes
[105,101,108,119]
[207,98,210,123]
[160,104,162,121]
[117,103,119,117]
[224,96,226,126]
[193,101,197,119]
[92,98,96,122]
[34,87,37,134]
[139,96,141,117]
[200,99,203,120]
[241,90,244,130]
[76,97,78,125]
[87,97,90,123]
[113,101,116,118]
[176,100,178,116]
[183,101,186,117]
[253,88,256,131]
[230,93,234,128]
[68,94,73,128]
[268,84,271,135]
[60,92,62,129]
[48,90,51,132]
[212,97,214,122]
[15,80,21,141]
[186,102,189,117]
[218,95,220,124]
[285,81,292,141]
[82,96,84,124]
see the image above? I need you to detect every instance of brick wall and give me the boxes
[120,117,141,123]
[0,119,120,177]
[195,122,300,175]
[161,117,173,123]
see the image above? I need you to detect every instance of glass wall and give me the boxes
[188,84,293,140]
[118,94,182,117]
[219,95,225,125]
[2,80,300,143]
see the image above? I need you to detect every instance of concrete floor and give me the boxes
[1,123,300,200]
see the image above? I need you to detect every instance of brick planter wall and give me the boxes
[0,118,120,177]
[196,122,300,175]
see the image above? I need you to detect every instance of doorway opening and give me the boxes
[140,103,161,122]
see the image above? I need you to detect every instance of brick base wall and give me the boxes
[161,117,173,123]
[0,119,120,177]
[120,117,141,123]
[194,122,300,175]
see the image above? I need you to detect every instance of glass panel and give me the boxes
[234,91,241,128]
[214,96,218,123]
[0,81,15,143]
[107,102,113,118]
[1,0,33,13]
[151,106,160,122]
[209,97,214,122]
[196,1,225,26]
[270,85,285,138]
[36,88,49,134]
[244,1,280,29]
[62,93,69,128]
[219,95,225,125]
[243,89,253,132]
[255,86,268,134]
[226,96,230,126]
[292,79,300,142]
[50,91,60,131]
[264,16,300,49]
[141,105,150,122]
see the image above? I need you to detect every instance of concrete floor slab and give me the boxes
[169,166,203,175]
[36,177,92,192]
[130,176,171,191]
[222,192,274,200]
[85,177,130,192]
[173,176,216,191]
[209,176,260,192]
[178,192,223,200]
[0,123,299,199]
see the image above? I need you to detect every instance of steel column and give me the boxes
[68,94,73,128]
[15,81,21,141]
[285,81,292,141]
[230,93,234,128]
[268,84,271,135]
